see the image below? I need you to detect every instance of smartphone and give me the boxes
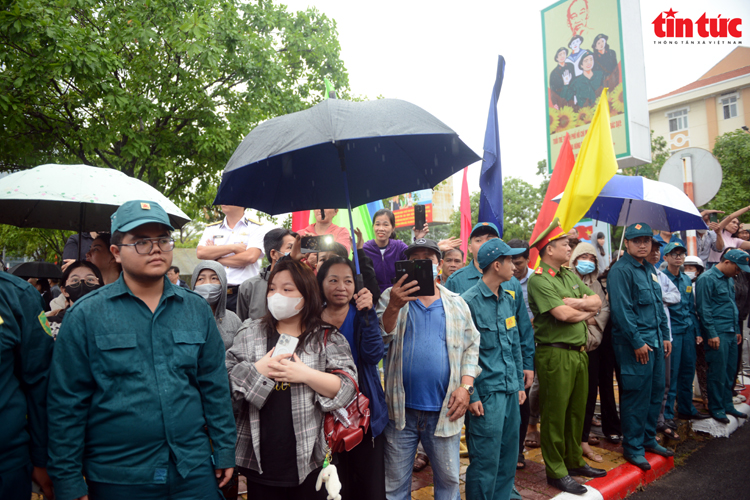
[301,234,336,254]
[274,333,299,358]
[394,259,435,297]
[414,204,426,232]
[709,213,718,223]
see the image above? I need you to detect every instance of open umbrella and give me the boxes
[0,164,191,232]
[9,261,62,279]
[552,175,707,232]
[214,98,480,278]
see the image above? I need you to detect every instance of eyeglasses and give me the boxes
[119,237,175,254]
[67,277,100,287]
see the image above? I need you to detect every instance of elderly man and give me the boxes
[377,238,480,500]
[527,220,605,495]
[607,223,673,471]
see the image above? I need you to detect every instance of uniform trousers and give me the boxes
[536,347,587,479]
[615,343,665,459]
[665,333,699,418]
[705,332,739,417]
[465,391,520,500]
[0,463,31,500]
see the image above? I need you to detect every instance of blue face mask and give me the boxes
[432,264,439,279]
[576,260,596,275]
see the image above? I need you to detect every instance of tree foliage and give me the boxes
[502,177,543,241]
[0,0,350,218]
[707,130,750,221]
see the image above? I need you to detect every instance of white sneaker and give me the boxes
[736,394,747,403]
[733,396,744,404]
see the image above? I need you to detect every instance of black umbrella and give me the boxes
[9,261,63,279]
[215,98,480,279]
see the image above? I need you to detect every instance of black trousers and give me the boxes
[241,467,327,500]
[518,387,531,456]
[225,287,239,313]
[337,426,386,500]
[597,327,622,437]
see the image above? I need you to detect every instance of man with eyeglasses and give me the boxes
[47,200,236,500]
[607,223,673,471]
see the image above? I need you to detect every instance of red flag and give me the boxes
[291,210,310,232]
[528,133,575,267]
[460,167,471,261]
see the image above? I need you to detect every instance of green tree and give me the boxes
[0,225,71,263]
[706,130,750,221]
[502,177,542,241]
[0,0,350,218]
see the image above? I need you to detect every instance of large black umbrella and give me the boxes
[214,98,480,276]
[10,261,63,279]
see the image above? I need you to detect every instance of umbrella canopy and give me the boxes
[9,261,62,279]
[0,164,191,232]
[552,175,707,231]
[214,98,480,214]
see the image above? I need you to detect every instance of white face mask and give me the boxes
[685,271,696,281]
[194,284,222,305]
[267,293,303,321]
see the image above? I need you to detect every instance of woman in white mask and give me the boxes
[226,259,357,498]
[191,261,242,350]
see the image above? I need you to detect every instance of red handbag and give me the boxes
[322,329,371,454]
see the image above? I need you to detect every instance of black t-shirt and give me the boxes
[243,330,299,486]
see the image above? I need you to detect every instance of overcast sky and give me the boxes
[280,0,750,206]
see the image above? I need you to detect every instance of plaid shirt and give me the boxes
[226,320,356,484]
[376,284,481,437]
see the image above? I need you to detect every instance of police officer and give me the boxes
[607,223,673,471]
[661,242,709,421]
[197,204,268,312]
[695,248,750,423]
[461,239,527,500]
[527,220,605,495]
[48,200,236,500]
[0,272,55,500]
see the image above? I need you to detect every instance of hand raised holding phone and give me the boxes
[255,340,297,378]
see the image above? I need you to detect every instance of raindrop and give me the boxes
[430,168,433,175]
[366,189,370,197]
[434,156,439,167]
[312,181,315,187]
[382,155,385,162]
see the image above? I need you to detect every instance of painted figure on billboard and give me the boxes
[560,52,605,108]
[592,33,619,83]
[549,47,575,108]
[565,35,588,76]
[566,0,591,37]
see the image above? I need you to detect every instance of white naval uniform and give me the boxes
[198,216,267,285]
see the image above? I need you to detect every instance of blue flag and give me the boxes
[478,56,506,237]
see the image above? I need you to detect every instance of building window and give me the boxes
[720,93,738,119]
[667,108,688,132]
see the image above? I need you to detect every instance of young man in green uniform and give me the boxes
[0,272,55,500]
[461,239,527,500]
[661,242,709,421]
[607,223,673,470]
[527,220,605,495]
[695,248,750,423]
[48,200,236,500]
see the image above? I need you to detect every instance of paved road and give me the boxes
[630,422,750,499]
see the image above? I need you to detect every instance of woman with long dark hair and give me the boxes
[48,261,104,339]
[226,259,357,499]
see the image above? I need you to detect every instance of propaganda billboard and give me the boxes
[385,176,454,229]
[542,0,651,173]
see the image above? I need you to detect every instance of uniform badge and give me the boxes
[686,286,692,294]
[548,268,556,277]
[573,284,579,290]
[505,316,517,329]
[635,224,642,230]
[38,311,53,337]
[652,273,658,282]
[0,313,4,326]
[506,290,515,299]
[534,267,543,275]
[140,202,151,210]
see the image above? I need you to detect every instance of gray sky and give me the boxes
[280,0,750,206]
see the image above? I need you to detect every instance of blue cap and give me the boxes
[477,239,525,269]
[624,222,652,240]
[724,249,750,273]
[470,222,500,238]
[111,200,174,234]
[663,242,686,255]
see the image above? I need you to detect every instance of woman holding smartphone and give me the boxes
[318,255,387,499]
[226,259,357,498]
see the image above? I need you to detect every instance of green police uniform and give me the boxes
[0,272,54,500]
[695,265,741,419]
[607,252,669,460]
[527,262,592,479]
[446,263,535,371]
[47,275,237,500]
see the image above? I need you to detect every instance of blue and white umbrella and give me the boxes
[553,175,707,231]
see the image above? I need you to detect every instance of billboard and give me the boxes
[384,176,454,229]
[542,0,650,173]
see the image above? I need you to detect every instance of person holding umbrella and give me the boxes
[47,200,236,500]
[607,223,673,471]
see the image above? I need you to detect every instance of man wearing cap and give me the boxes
[607,223,672,470]
[527,219,605,495]
[461,239,527,500]
[48,200,236,500]
[661,242,708,422]
[197,204,268,313]
[695,248,750,423]
[377,238,480,500]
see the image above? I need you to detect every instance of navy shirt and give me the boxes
[402,298,449,411]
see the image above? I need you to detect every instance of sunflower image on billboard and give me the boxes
[542,0,628,171]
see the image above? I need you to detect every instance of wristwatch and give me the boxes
[461,384,475,396]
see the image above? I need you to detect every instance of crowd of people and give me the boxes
[2,199,750,500]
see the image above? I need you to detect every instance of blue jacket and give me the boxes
[363,238,408,293]
[347,306,388,437]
